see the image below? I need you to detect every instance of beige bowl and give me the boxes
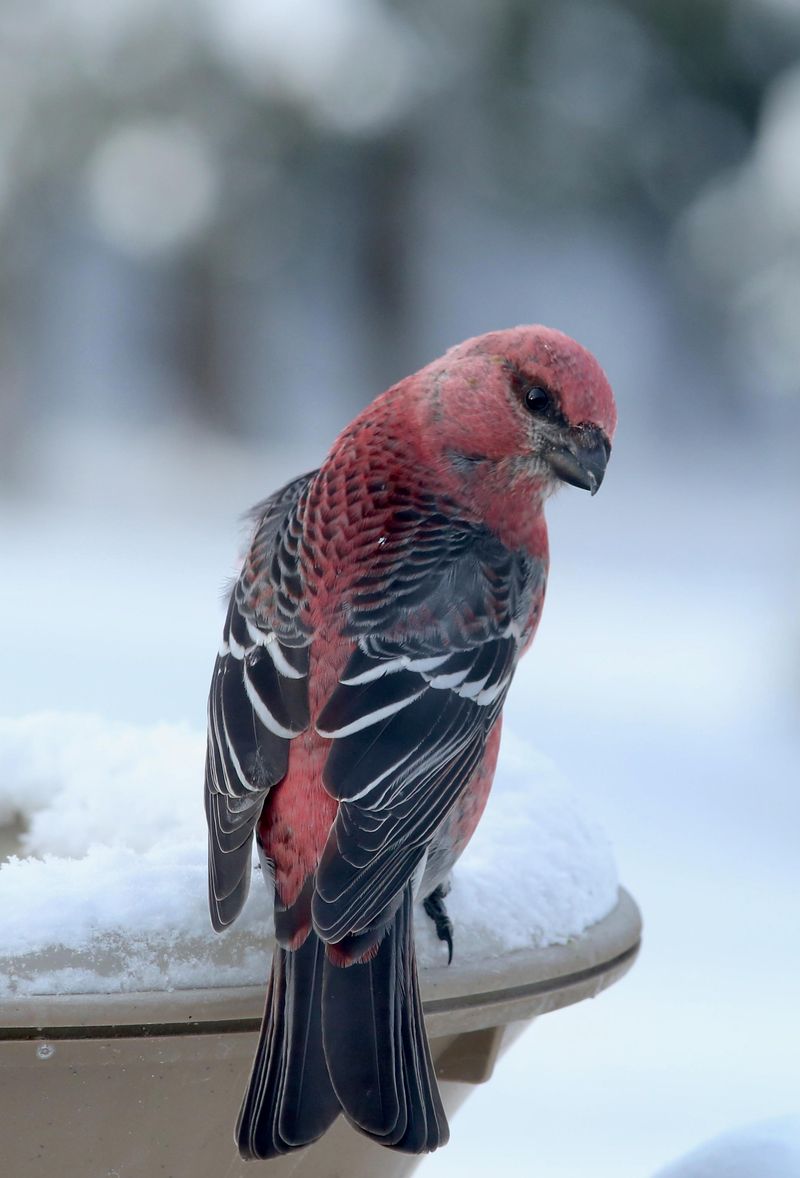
[0,888,640,1178]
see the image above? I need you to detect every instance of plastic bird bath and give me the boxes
[0,811,640,1178]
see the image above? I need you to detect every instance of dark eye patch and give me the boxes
[505,363,562,422]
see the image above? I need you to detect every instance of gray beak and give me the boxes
[546,427,611,495]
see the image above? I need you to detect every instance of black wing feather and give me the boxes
[313,519,544,951]
[205,472,315,931]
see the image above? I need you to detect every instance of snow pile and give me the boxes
[652,1118,800,1177]
[0,713,618,996]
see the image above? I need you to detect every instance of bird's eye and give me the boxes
[524,386,551,414]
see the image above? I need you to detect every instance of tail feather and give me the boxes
[322,905,402,1138]
[394,887,449,1152]
[235,885,448,1159]
[323,885,449,1153]
[280,938,339,1146]
[236,934,340,1159]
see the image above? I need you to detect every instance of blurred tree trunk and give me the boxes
[174,252,228,431]
[356,132,417,391]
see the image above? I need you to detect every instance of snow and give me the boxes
[0,714,618,997]
[652,1117,800,1177]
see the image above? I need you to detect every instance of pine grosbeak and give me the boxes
[204,325,617,1157]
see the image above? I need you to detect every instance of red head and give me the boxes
[409,324,617,499]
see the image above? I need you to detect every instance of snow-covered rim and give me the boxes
[0,889,640,1038]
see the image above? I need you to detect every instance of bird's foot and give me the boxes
[423,884,454,965]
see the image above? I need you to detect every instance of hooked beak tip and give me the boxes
[546,428,609,495]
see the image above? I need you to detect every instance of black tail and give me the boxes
[236,885,449,1158]
[236,932,340,1158]
[323,885,449,1153]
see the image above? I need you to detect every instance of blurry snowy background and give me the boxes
[1,0,799,1175]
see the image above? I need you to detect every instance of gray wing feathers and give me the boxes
[205,473,315,931]
[313,522,544,950]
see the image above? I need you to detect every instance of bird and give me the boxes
[204,325,617,1158]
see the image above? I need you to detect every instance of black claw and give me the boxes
[423,885,454,965]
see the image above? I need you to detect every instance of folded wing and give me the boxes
[205,472,315,930]
[313,515,545,954]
